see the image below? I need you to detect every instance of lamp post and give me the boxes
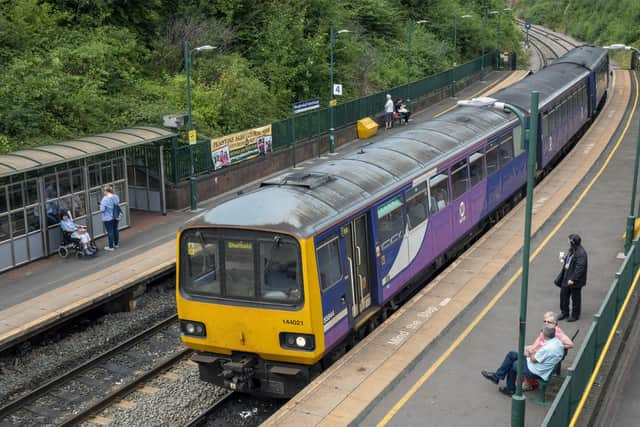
[489,10,500,69]
[407,19,428,111]
[459,92,540,427]
[454,14,473,60]
[605,44,640,252]
[481,9,487,81]
[329,26,352,154]
[184,41,217,210]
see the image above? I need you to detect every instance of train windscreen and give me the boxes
[179,228,302,306]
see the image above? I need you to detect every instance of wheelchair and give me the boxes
[58,230,98,259]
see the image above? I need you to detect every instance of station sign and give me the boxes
[292,98,320,114]
[188,130,197,145]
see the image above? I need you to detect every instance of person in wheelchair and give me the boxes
[60,212,95,256]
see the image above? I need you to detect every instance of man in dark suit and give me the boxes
[557,234,588,322]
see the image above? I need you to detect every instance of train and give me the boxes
[176,45,609,398]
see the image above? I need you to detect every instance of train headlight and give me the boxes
[180,320,207,337]
[280,333,315,351]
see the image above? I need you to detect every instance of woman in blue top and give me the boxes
[100,185,121,251]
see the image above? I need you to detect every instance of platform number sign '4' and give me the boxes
[333,84,343,96]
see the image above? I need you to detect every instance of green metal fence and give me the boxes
[166,52,495,183]
[542,239,640,426]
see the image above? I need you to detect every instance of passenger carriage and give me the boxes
[176,46,609,397]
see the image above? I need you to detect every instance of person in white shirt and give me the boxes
[384,94,394,129]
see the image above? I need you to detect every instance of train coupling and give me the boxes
[221,356,257,392]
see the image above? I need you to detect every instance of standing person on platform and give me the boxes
[384,94,394,129]
[100,185,121,252]
[555,234,588,322]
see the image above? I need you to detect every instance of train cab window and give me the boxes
[260,238,300,301]
[429,173,449,213]
[451,159,469,200]
[180,229,302,306]
[225,240,256,298]
[182,234,221,296]
[377,196,405,249]
[406,182,429,230]
[485,141,499,175]
[499,136,514,166]
[469,152,485,186]
[317,236,343,291]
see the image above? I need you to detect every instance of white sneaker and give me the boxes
[104,246,115,252]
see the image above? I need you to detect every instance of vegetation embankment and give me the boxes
[0,0,524,153]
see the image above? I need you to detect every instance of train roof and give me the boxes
[187,46,607,239]
[493,45,607,112]
[188,107,513,237]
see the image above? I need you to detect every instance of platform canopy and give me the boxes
[0,127,176,178]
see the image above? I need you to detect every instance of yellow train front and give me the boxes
[176,175,335,398]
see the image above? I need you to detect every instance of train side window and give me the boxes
[499,135,514,166]
[451,159,469,200]
[513,125,524,158]
[317,236,343,291]
[469,152,485,186]
[485,141,499,175]
[406,182,429,230]
[377,196,405,250]
[429,173,449,213]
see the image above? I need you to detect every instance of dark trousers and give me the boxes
[495,351,541,393]
[560,285,582,318]
[103,220,119,248]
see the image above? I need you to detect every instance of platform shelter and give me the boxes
[0,126,175,271]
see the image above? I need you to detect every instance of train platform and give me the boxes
[264,70,637,426]
[0,69,520,353]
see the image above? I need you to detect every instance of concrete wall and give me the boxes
[166,74,481,210]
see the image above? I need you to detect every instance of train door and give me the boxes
[342,215,372,317]
[450,159,472,241]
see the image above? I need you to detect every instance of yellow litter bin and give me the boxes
[357,117,378,139]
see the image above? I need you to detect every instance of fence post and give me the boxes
[171,136,179,184]
[292,115,297,167]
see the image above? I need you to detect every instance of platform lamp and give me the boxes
[605,44,640,252]
[454,14,473,62]
[329,26,352,154]
[407,19,428,111]
[184,41,217,210]
[488,10,500,69]
[458,93,540,427]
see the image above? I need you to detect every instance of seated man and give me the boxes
[60,212,95,256]
[480,326,564,396]
[522,311,574,390]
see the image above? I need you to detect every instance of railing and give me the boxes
[542,238,640,426]
[165,52,496,183]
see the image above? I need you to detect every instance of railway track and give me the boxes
[184,392,284,427]
[0,315,188,426]
[518,20,578,69]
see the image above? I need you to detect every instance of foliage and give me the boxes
[515,0,640,48]
[0,0,525,153]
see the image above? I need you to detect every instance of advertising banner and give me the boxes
[212,145,231,170]
[211,124,272,153]
[210,125,273,170]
